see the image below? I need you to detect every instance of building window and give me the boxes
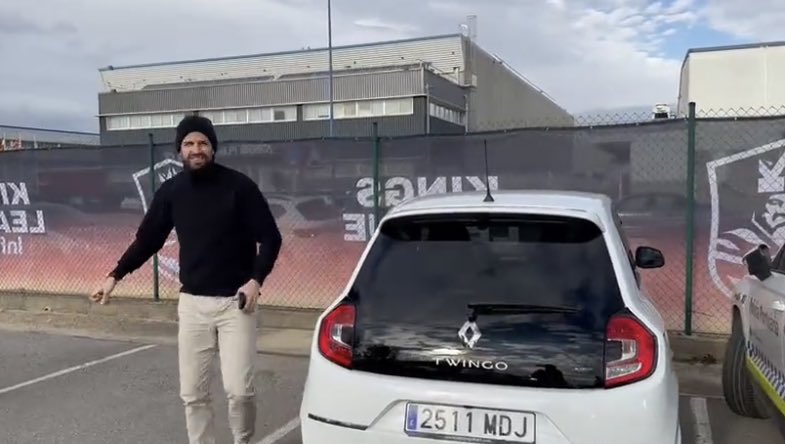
[106,116,129,130]
[224,109,248,124]
[107,112,185,131]
[302,97,414,121]
[357,101,373,117]
[273,108,296,121]
[150,114,170,128]
[248,108,264,122]
[105,106,296,131]
[212,106,295,124]
[129,115,150,128]
[303,104,331,120]
[103,98,411,132]
[336,102,357,118]
[384,98,414,116]
[248,107,296,123]
[201,110,224,124]
[429,102,464,125]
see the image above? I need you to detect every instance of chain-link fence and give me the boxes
[693,106,785,334]
[2,103,785,335]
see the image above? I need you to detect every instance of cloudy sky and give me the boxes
[0,0,782,133]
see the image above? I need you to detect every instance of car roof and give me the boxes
[386,190,614,219]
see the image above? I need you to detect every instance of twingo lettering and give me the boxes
[342,175,500,242]
[434,357,509,371]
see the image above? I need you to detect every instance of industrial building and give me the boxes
[0,124,99,150]
[677,41,785,117]
[97,33,573,145]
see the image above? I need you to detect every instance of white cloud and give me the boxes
[701,0,785,40]
[353,18,418,34]
[0,0,748,132]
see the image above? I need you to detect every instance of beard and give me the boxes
[184,153,212,171]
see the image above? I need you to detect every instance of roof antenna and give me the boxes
[483,139,495,203]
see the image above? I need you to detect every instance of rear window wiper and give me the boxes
[466,303,580,320]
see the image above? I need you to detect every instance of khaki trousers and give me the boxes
[177,292,258,444]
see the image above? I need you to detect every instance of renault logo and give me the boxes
[458,320,482,349]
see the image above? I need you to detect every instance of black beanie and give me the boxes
[175,115,218,152]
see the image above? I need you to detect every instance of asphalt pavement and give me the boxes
[0,329,781,444]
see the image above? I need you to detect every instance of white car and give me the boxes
[299,190,681,444]
[722,244,785,437]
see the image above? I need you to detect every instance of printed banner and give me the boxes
[3,117,785,335]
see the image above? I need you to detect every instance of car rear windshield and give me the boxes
[347,212,626,388]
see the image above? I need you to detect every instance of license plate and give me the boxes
[404,402,536,443]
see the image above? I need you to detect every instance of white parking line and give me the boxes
[681,392,724,401]
[690,397,714,444]
[256,417,300,444]
[0,344,157,396]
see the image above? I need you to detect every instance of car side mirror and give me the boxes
[635,246,665,269]
[743,244,772,281]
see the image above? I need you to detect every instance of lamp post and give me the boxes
[328,0,335,137]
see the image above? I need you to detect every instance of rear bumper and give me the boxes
[300,353,681,444]
[301,413,682,444]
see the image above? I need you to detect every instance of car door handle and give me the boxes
[773,301,785,312]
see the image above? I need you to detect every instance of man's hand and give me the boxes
[238,279,261,314]
[89,276,117,305]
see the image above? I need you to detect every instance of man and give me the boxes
[89,115,283,444]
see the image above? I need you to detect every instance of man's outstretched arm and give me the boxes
[109,184,174,281]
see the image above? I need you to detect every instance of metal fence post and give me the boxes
[372,122,381,227]
[148,133,160,302]
[684,102,697,335]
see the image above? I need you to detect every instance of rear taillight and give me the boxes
[604,313,657,388]
[318,304,356,368]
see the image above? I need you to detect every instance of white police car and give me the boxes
[723,243,785,436]
[299,189,682,444]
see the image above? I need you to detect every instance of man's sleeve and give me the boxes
[242,181,283,284]
[109,184,174,281]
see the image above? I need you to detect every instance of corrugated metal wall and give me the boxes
[679,44,785,116]
[100,98,431,145]
[97,34,577,139]
[0,125,99,145]
[467,44,574,130]
[99,69,427,114]
[100,35,466,92]
[677,60,690,117]
[428,118,465,135]
[425,71,467,110]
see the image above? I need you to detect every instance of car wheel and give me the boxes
[722,314,770,419]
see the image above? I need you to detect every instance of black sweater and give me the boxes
[110,162,282,297]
